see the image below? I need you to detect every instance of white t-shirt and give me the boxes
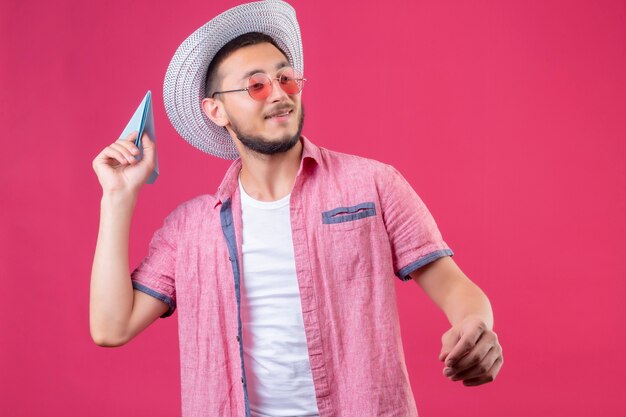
[238,174,320,417]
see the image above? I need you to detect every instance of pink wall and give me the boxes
[1,0,625,415]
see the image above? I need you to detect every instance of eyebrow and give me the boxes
[239,61,290,81]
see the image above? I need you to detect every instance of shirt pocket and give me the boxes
[321,202,377,230]
[319,202,378,279]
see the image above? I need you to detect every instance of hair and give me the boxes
[204,32,290,98]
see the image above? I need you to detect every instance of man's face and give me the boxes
[211,42,304,156]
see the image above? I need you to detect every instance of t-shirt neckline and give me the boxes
[238,171,291,209]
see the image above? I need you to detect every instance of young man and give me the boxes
[90,1,502,416]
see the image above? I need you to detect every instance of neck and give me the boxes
[239,138,303,202]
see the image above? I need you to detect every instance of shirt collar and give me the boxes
[214,135,321,207]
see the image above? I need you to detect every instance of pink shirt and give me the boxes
[131,135,453,417]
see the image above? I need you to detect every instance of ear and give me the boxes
[201,97,229,127]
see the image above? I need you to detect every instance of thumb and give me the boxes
[439,327,460,362]
[140,132,155,150]
[139,132,156,160]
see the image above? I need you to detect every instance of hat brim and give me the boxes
[163,0,304,160]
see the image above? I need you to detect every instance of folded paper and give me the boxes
[118,90,159,184]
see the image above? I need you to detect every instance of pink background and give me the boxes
[1,0,625,415]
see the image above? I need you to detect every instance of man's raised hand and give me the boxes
[92,131,156,195]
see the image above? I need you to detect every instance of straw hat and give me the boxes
[163,0,304,160]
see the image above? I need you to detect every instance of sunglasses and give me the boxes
[211,66,306,101]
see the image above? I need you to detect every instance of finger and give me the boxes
[111,141,138,158]
[449,332,496,374]
[138,133,156,167]
[445,325,485,367]
[140,132,155,151]
[109,142,138,164]
[121,130,139,142]
[439,329,459,362]
[140,131,152,144]
[452,344,501,381]
[98,147,130,167]
[115,137,141,156]
[461,356,503,387]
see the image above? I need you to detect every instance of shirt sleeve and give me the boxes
[130,209,179,318]
[379,164,454,281]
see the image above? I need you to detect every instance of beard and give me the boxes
[230,103,305,156]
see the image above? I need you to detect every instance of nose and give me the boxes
[267,78,290,102]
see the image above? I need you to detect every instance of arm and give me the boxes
[410,256,493,329]
[410,256,503,386]
[89,132,167,347]
[376,163,503,384]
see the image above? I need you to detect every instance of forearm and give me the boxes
[89,191,138,345]
[442,280,494,330]
[415,259,502,384]
[412,257,495,330]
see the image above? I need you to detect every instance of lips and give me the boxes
[265,109,293,119]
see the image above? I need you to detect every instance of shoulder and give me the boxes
[161,193,219,225]
[315,146,422,206]
[171,193,215,211]
[316,145,396,181]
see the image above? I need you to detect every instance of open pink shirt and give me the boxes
[131,135,453,417]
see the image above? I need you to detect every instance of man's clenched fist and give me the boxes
[439,316,503,386]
